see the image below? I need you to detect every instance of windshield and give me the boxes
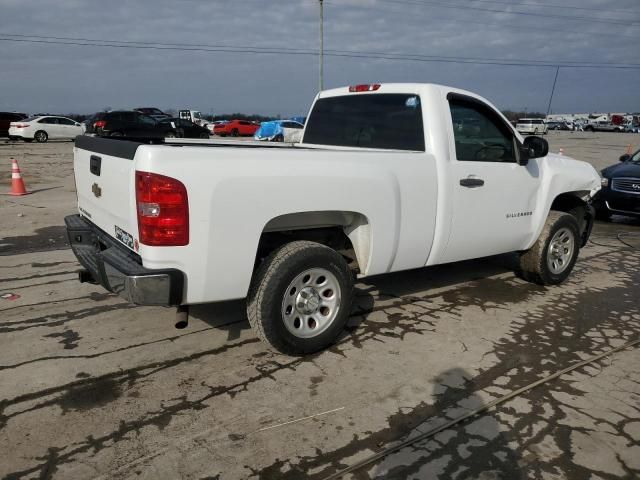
[304,93,425,151]
[630,151,640,164]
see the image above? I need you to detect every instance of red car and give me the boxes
[213,120,259,137]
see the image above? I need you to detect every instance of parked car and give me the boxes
[254,120,304,142]
[86,111,168,138]
[547,121,573,131]
[515,118,548,135]
[159,118,210,139]
[0,112,27,137]
[66,83,600,354]
[584,121,624,132]
[134,107,170,121]
[213,119,259,137]
[595,149,640,219]
[206,120,228,133]
[9,115,85,142]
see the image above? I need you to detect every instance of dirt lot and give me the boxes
[1,132,639,479]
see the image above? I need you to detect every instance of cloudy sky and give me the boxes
[1,0,638,116]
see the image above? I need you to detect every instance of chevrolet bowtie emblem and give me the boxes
[92,183,102,198]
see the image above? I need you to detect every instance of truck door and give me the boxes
[440,93,541,264]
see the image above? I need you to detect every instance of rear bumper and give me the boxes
[64,214,184,305]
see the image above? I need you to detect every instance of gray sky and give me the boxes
[1,0,639,116]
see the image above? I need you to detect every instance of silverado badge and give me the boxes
[92,183,102,198]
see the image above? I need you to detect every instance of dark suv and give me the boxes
[86,111,170,138]
[0,112,27,137]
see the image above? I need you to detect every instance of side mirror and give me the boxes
[522,136,549,162]
[619,154,630,162]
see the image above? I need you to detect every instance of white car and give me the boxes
[66,83,600,354]
[516,118,548,135]
[9,115,86,142]
[254,120,305,142]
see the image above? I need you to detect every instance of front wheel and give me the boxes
[231,129,239,137]
[518,211,580,285]
[247,241,354,355]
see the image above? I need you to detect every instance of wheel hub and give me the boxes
[281,268,341,339]
[296,287,321,314]
[546,227,575,275]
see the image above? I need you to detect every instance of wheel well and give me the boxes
[255,211,370,274]
[550,192,593,245]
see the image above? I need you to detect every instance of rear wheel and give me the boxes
[199,132,210,138]
[247,241,354,355]
[109,131,123,137]
[34,130,48,143]
[518,211,580,285]
[231,129,239,137]
[165,131,176,138]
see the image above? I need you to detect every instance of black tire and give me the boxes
[247,241,354,355]
[273,134,284,142]
[34,130,48,143]
[165,131,176,138]
[231,129,239,137]
[109,131,123,137]
[518,211,581,285]
[199,132,210,139]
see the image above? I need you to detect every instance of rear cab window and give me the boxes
[303,93,425,151]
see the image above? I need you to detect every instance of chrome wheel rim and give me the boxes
[281,268,341,339]
[547,227,575,275]
[36,132,45,141]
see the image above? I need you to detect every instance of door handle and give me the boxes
[460,177,485,188]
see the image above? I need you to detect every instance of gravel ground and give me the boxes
[0,132,638,479]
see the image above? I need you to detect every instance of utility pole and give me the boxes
[319,0,324,92]
[546,66,560,116]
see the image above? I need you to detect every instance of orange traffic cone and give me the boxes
[8,158,29,196]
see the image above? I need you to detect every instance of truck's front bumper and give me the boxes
[64,215,184,306]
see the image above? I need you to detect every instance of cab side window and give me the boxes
[449,100,516,163]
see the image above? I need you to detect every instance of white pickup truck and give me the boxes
[65,83,600,354]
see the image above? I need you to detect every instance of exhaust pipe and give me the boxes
[78,269,98,284]
[175,305,189,329]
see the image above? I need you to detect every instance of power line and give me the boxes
[324,0,640,38]
[2,34,640,70]
[377,0,640,26]
[442,0,640,16]
[3,32,638,68]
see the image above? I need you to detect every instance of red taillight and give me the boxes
[135,171,189,246]
[349,84,381,92]
[12,123,29,128]
[94,120,106,129]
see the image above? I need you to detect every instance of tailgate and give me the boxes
[73,136,140,251]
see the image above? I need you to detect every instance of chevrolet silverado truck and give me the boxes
[65,83,601,354]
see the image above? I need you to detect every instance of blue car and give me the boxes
[254,120,304,142]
